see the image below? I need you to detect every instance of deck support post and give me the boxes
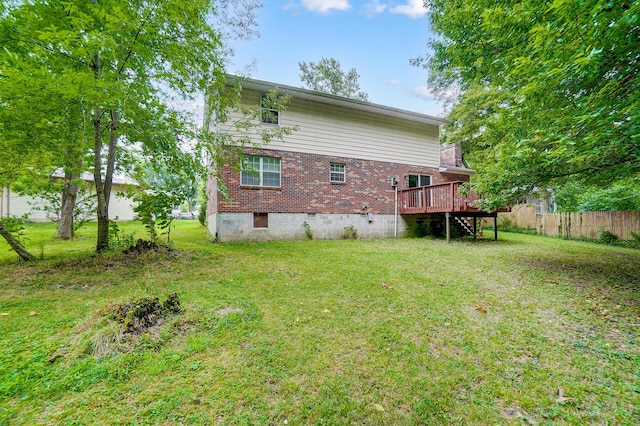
[445,212,450,243]
[473,216,477,240]
[494,213,498,240]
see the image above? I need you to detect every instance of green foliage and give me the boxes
[302,221,313,240]
[299,57,369,101]
[198,184,208,227]
[0,0,261,252]
[107,218,135,252]
[599,228,619,245]
[0,215,30,245]
[555,178,640,212]
[341,224,358,239]
[132,190,176,244]
[26,182,96,232]
[198,206,207,226]
[419,0,640,209]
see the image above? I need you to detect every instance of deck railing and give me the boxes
[399,181,484,214]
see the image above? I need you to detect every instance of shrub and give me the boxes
[302,221,313,240]
[341,225,358,239]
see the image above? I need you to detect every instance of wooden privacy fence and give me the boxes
[502,205,640,240]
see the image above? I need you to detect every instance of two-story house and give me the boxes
[206,77,490,242]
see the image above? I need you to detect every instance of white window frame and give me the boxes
[241,156,281,188]
[260,93,279,125]
[408,174,431,188]
[330,163,346,183]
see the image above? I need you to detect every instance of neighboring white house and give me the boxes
[1,173,138,221]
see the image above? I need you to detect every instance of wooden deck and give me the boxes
[399,181,509,215]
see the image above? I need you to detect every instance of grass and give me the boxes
[0,221,639,425]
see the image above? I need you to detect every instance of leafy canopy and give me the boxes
[417,0,640,209]
[299,57,369,101]
[0,0,262,251]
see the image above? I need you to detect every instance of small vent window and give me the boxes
[253,213,268,228]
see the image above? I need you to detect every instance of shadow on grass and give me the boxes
[3,249,206,290]
[520,250,640,312]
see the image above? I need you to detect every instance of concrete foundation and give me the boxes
[209,212,412,242]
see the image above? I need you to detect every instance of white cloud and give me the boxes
[365,0,387,14]
[410,85,458,101]
[410,86,437,100]
[389,79,401,85]
[421,108,445,118]
[390,0,428,18]
[300,0,351,13]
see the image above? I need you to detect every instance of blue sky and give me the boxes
[226,1,445,117]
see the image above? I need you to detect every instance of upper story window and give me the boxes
[330,163,346,183]
[408,174,431,188]
[260,93,279,125]
[241,155,281,188]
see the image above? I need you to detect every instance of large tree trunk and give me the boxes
[0,221,36,261]
[94,108,109,252]
[93,109,119,252]
[56,169,80,240]
[92,48,112,253]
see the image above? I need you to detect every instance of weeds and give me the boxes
[341,224,358,239]
[302,221,313,239]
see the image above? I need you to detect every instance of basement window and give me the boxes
[253,213,268,228]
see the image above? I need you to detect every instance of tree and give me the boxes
[555,178,640,212]
[0,224,36,262]
[416,0,640,209]
[299,57,370,101]
[1,0,261,252]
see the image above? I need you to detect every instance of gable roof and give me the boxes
[229,75,449,128]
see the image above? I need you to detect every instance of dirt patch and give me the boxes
[111,293,183,333]
[216,307,242,316]
[61,293,187,359]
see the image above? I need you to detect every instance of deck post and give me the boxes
[494,213,498,240]
[445,212,450,243]
[473,216,477,240]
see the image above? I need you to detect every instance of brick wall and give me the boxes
[216,148,469,215]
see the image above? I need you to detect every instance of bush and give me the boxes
[341,225,358,239]
[302,221,313,239]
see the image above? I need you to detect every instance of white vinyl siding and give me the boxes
[218,90,441,168]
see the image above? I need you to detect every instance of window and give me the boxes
[330,163,346,183]
[241,156,281,188]
[260,93,279,125]
[408,174,431,188]
[253,213,268,228]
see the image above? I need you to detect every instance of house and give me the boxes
[1,172,137,222]
[207,77,498,242]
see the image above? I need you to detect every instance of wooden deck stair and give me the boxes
[398,181,510,241]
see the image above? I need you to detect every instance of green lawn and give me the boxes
[1,222,638,425]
